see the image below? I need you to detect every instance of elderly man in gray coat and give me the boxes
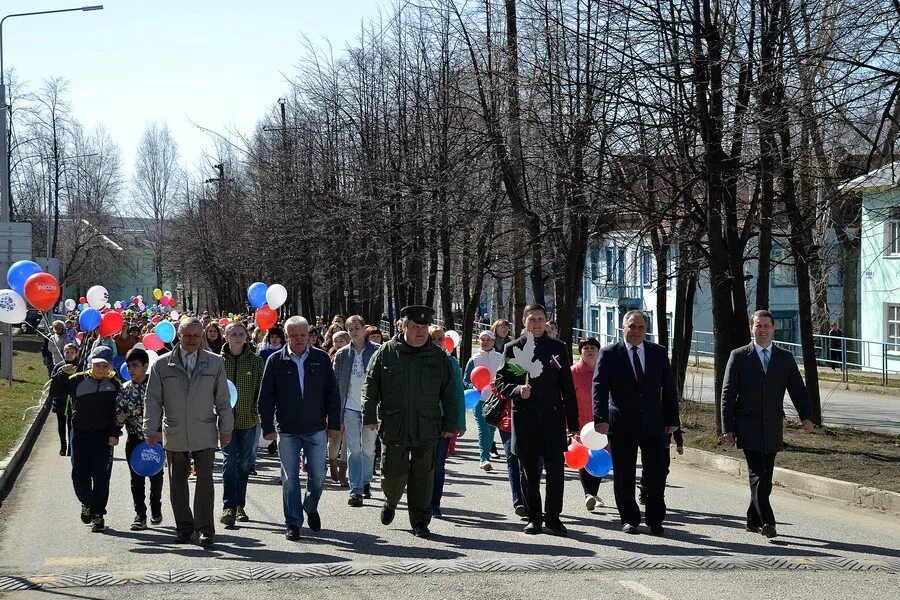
[145,317,233,547]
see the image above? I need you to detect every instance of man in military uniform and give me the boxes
[362,305,458,538]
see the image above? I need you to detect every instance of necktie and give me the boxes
[185,352,195,377]
[761,348,770,373]
[631,346,644,385]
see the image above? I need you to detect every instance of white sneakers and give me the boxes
[479,461,493,472]
[585,494,604,511]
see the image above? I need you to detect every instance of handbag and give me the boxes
[482,383,509,428]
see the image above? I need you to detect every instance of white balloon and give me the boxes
[64,298,76,311]
[0,289,28,324]
[133,343,146,350]
[86,285,109,310]
[265,284,288,310]
[580,422,608,450]
[446,330,461,349]
[164,290,173,298]
[147,349,160,366]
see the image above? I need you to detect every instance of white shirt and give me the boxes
[754,342,773,370]
[346,347,366,412]
[626,342,645,378]
[288,345,310,395]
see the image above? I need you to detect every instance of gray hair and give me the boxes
[621,310,648,327]
[178,316,203,333]
[284,316,310,332]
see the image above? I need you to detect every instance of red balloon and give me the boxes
[98,311,124,337]
[75,331,84,343]
[143,332,165,351]
[564,442,590,470]
[442,337,455,352]
[23,272,60,312]
[218,317,230,327]
[151,316,161,324]
[79,296,87,304]
[255,306,277,330]
[159,296,169,306]
[471,365,492,391]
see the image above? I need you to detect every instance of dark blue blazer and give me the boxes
[258,345,341,436]
[592,340,679,438]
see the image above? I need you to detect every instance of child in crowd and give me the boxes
[49,343,80,456]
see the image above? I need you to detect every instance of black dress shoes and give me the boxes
[622,523,640,535]
[197,533,213,548]
[412,524,431,538]
[746,523,762,533]
[285,525,300,541]
[649,525,665,537]
[544,519,568,537]
[760,524,778,538]
[174,531,192,544]
[306,511,321,532]
[381,504,396,525]
[523,522,542,535]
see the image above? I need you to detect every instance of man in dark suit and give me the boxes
[721,309,814,539]
[495,304,579,536]
[592,310,679,536]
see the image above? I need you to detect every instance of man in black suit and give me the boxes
[592,310,679,536]
[721,309,814,539]
[495,304,579,536]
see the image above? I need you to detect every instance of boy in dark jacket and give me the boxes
[48,343,79,456]
[55,345,122,532]
[116,348,163,531]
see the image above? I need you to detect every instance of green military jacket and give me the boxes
[361,334,458,445]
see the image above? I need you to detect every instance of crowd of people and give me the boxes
[45,301,812,546]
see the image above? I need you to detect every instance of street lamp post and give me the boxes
[0,5,103,223]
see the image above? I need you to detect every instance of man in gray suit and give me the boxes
[721,309,814,539]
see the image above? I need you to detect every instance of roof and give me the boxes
[839,161,900,193]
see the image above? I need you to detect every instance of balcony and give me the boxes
[594,283,644,302]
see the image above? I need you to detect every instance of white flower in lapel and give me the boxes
[509,332,543,379]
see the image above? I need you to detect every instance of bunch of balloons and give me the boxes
[563,422,612,477]
[246,282,287,330]
[0,260,61,325]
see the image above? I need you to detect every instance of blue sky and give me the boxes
[4,0,384,180]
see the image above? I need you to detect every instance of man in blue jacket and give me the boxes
[259,316,341,540]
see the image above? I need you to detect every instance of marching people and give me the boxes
[258,316,341,540]
[334,316,380,506]
[361,305,458,538]
[592,310,680,536]
[491,319,512,353]
[204,321,224,354]
[49,342,79,456]
[427,326,466,518]
[144,317,234,547]
[115,348,164,531]
[54,345,123,533]
[327,328,352,485]
[495,304,579,536]
[721,309,814,539]
[463,330,504,471]
[571,337,605,511]
[219,320,264,527]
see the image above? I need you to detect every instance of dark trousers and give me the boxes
[499,430,525,508]
[126,435,164,517]
[520,453,564,524]
[70,430,114,516]
[166,448,215,536]
[609,434,666,527]
[431,436,451,509]
[639,445,672,499]
[56,411,72,453]
[743,450,778,527]
[381,440,437,527]
[579,469,603,497]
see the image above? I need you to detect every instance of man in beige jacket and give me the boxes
[144,317,233,547]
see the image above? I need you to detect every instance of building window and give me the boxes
[886,210,900,256]
[641,246,652,287]
[645,310,654,335]
[772,244,797,287]
[617,248,626,285]
[886,304,900,351]
[590,244,601,281]
[605,247,615,283]
[772,311,798,344]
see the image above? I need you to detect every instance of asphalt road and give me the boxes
[0,413,898,597]
[682,370,900,434]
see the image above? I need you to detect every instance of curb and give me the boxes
[0,390,50,500]
[676,446,900,515]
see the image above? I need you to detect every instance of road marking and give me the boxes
[44,556,108,567]
[618,580,672,600]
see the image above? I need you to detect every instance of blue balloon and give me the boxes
[129,441,164,477]
[6,260,43,297]
[79,308,101,331]
[585,448,613,478]
[114,355,126,371]
[227,379,238,408]
[119,361,131,381]
[247,282,268,309]
[464,388,481,410]
[155,320,176,343]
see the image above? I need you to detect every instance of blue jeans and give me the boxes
[278,430,327,527]
[344,408,377,496]
[500,430,524,509]
[222,425,259,509]
[431,436,451,509]
[474,400,496,462]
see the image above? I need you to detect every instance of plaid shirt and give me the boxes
[115,380,148,438]
[222,343,263,430]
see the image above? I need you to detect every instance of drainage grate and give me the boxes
[0,555,898,591]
